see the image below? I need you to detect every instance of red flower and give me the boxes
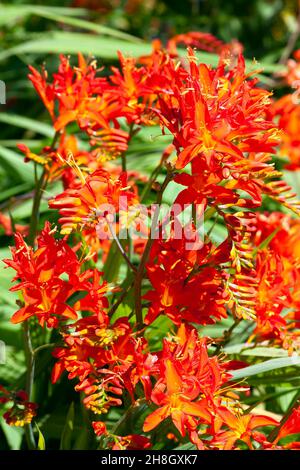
[4,222,109,327]
[29,53,111,132]
[0,386,37,427]
[92,421,151,450]
[49,169,138,235]
[212,408,278,450]
[275,406,300,444]
[248,212,300,351]
[144,225,228,325]
[51,316,152,414]
[4,223,80,327]
[157,49,277,171]
[270,94,300,170]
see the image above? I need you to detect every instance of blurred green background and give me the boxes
[1,0,299,127]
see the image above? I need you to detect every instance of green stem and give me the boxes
[28,130,58,245]
[140,160,163,202]
[121,153,127,172]
[134,170,173,329]
[112,399,147,435]
[121,123,136,172]
[22,322,36,449]
[23,131,58,449]
[278,9,300,65]
[108,280,134,316]
[192,202,196,226]
[106,219,137,273]
[32,343,55,356]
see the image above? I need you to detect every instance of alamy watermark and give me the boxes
[92,200,206,250]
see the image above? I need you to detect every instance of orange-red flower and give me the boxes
[274,406,300,444]
[157,49,278,171]
[144,225,228,325]
[51,315,153,414]
[49,168,138,235]
[18,134,98,188]
[4,223,80,326]
[270,94,300,170]
[92,421,151,450]
[212,408,278,450]
[4,222,109,327]
[249,212,300,351]
[29,53,111,132]
[0,386,37,427]
[143,324,237,449]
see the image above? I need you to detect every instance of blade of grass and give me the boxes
[0,113,53,137]
[30,7,142,43]
[229,356,300,380]
[0,32,153,62]
[0,145,34,182]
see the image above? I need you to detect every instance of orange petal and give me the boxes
[11,307,32,324]
[143,405,169,432]
[165,359,182,395]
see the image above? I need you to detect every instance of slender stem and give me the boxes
[214,317,242,354]
[108,280,134,316]
[204,206,217,221]
[140,160,163,202]
[121,153,127,172]
[50,130,60,150]
[134,171,173,329]
[112,399,147,435]
[0,191,34,212]
[106,219,137,273]
[121,123,136,172]
[28,130,58,245]
[22,165,48,448]
[22,322,36,449]
[28,168,48,245]
[32,343,56,356]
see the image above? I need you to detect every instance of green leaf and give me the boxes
[0,32,281,77]
[35,423,46,450]
[0,145,34,183]
[0,32,153,62]
[224,344,289,357]
[10,198,49,220]
[28,7,142,43]
[0,182,32,203]
[0,113,53,137]
[0,4,87,27]
[0,421,23,450]
[229,356,300,380]
[60,402,75,450]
